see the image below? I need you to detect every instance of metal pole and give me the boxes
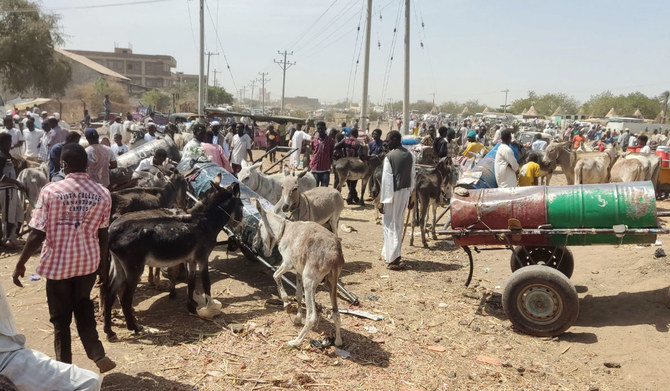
[402,0,410,135]
[249,79,256,109]
[502,89,509,114]
[275,51,295,115]
[258,72,270,115]
[360,0,373,133]
[198,0,204,115]
[205,52,219,109]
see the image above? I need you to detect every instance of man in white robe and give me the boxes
[379,131,416,270]
[0,282,101,390]
[289,125,311,169]
[494,129,519,188]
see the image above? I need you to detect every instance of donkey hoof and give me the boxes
[187,302,197,314]
[293,315,304,325]
[334,337,343,347]
[131,325,144,334]
[286,339,301,348]
[105,331,118,342]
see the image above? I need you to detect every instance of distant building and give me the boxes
[0,49,130,103]
[69,47,176,92]
[284,96,320,111]
[174,72,204,86]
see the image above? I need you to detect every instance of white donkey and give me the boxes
[237,161,315,206]
[253,199,343,348]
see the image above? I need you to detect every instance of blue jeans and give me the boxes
[312,171,330,187]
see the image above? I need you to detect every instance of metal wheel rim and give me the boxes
[516,283,563,325]
[523,248,561,268]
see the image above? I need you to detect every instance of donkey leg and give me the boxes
[272,259,293,306]
[103,277,119,340]
[358,177,367,205]
[186,262,198,314]
[288,277,318,348]
[420,197,430,247]
[293,274,304,325]
[119,276,142,333]
[329,213,340,237]
[329,271,342,347]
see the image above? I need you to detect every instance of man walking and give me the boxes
[309,121,334,187]
[84,129,117,187]
[0,133,25,248]
[13,143,116,373]
[378,131,415,270]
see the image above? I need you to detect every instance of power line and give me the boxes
[293,0,360,54]
[185,0,197,47]
[379,0,404,105]
[287,0,340,50]
[345,0,366,105]
[204,0,237,92]
[274,51,296,114]
[4,0,176,13]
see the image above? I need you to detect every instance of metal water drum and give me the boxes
[116,136,181,170]
[546,181,657,246]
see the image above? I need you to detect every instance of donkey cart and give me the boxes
[439,181,670,337]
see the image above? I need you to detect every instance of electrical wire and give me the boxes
[3,0,176,13]
[287,0,340,51]
[292,0,360,55]
[345,0,366,105]
[204,0,237,92]
[379,0,403,105]
[185,0,197,47]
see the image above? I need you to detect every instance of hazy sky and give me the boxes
[43,0,670,107]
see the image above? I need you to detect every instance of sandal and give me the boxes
[386,260,406,271]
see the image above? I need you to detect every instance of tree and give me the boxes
[508,91,579,116]
[581,91,661,119]
[141,89,171,112]
[72,78,128,112]
[0,0,71,96]
[207,86,233,106]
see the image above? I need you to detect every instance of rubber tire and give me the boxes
[510,246,574,278]
[502,265,579,337]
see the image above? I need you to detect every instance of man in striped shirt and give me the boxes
[309,121,334,187]
[13,143,116,373]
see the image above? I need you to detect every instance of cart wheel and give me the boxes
[510,246,574,278]
[502,265,579,337]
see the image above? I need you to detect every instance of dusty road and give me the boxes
[1,156,669,391]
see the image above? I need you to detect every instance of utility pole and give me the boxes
[204,51,219,108]
[212,69,219,87]
[402,0,410,135]
[198,0,204,115]
[274,50,295,114]
[359,0,373,132]
[258,72,270,114]
[249,79,257,109]
[501,89,510,114]
[239,86,247,105]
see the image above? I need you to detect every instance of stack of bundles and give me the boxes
[116,136,181,170]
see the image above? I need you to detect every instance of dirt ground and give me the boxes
[2,147,670,391]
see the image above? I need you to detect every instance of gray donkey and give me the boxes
[253,199,344,348]
[277,170,344,235]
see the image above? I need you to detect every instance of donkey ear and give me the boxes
[297,169,308,179]
[254,198,274,237]
[225,182,240,198]
[283,166,290,176]
[213,173,222,186]
[250,162,262,171]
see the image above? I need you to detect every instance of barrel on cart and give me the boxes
[441,181,666,337]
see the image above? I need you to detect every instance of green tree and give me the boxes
[659,91,669,123]
[72,78,128,112]
[0,0,71,96]
[141,89,171,112]
[207,86,233,106]
[581,91,661,119]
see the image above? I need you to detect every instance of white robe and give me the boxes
[380,152,416,263]
[494,143,519,188]
[289,130,311,168]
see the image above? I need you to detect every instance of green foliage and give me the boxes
[509,91,579,116]
[141,89,171,112]
[581,91,662,119]
[437,100,486,115]
[0,0,71,96]
[72,78,128,112]
[207,86,233,105]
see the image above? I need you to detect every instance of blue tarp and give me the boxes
[458,142,521,189]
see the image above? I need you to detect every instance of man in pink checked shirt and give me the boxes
[12,143,116,374]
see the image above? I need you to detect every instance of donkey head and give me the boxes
[194,173,243,229]
[279,169,308,213]
[237,161,263,190]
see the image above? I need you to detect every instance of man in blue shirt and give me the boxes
[368,129,387,156]
[341,122,351,136]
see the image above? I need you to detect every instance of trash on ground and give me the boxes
[339,309,384,321]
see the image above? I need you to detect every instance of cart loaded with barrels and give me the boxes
[439,181,670,337]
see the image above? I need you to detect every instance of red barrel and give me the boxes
[451,187,550,246]
[655,150,670,168]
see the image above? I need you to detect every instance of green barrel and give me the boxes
[546,181,657,246]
